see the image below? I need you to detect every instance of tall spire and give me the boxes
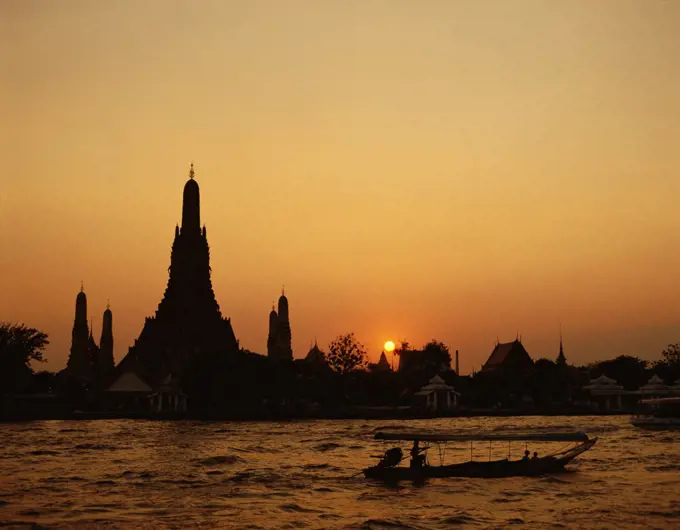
[100,302,115,374]
[557,327,567,366]
[67,285,92,379]
[181,163,201,233]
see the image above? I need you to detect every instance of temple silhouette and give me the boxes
[108,165,239,392]
[267,289,293,361]
[481,337,535,373]
[65,284,114,381]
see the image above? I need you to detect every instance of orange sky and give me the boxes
[2,1,679,373]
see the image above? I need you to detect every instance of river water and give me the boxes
[0,416,678,529]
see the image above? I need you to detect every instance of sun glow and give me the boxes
[383,341,395,353]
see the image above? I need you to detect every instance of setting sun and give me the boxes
[383,341,395,353]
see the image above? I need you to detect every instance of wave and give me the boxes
[314,442,342,452]
[193,455,244,466]
[279,503,322,513]
[356,518,423,529]
[440,513,478,525]
[73,443,116,451]
[645,463,680,472]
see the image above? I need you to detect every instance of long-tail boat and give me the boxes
[363,430,597,481]
[631,397,680,429]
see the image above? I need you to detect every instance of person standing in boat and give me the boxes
[410,440,427,468]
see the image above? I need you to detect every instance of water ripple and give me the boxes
[0,416,678,528]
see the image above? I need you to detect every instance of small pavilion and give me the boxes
[105,371,153,411]
[415,375,460,413]
[636,374,671,398]
[583,375,627,411]
[148,374,187,413]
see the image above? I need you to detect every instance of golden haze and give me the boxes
[1,1,679,372]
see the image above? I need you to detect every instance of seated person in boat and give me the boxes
[522,450,530,461]
[532,452,539,460]
[410,440,427,468]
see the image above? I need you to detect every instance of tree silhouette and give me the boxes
[661,343,680,366]
[653,343,680,383]
[420,339,452,374]
[0,322,49,393]
[589,355,649,390]
[326,333,367,374]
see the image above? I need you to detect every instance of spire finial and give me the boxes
[107,299,110,310]
[80,281,84,292]
[189,162,195,179]
[282,285,285,296]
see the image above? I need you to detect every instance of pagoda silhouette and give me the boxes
[112,165,238,389]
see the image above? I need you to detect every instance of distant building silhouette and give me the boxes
[66,284,114,380]
[481,337,534,373]
[370,351,392,372]
[556,335,567,366]
[267,289,293,361]
[111,165,238,389]
[304,340,327,365]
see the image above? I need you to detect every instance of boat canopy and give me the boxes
[374,431,590,442]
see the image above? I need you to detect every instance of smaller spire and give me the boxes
[189,162,195,180]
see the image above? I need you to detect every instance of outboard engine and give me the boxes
[378,447,403,468]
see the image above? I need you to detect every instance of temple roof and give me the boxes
[305,342,326,364]
[583,374,624,393]
[371,351,392,372]
[482,339,533,372]
[638,374,670,393]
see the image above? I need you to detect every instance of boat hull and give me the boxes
[631,416,680,430]
[363,438,596,481]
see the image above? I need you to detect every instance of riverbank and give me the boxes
[1,398,631,422]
